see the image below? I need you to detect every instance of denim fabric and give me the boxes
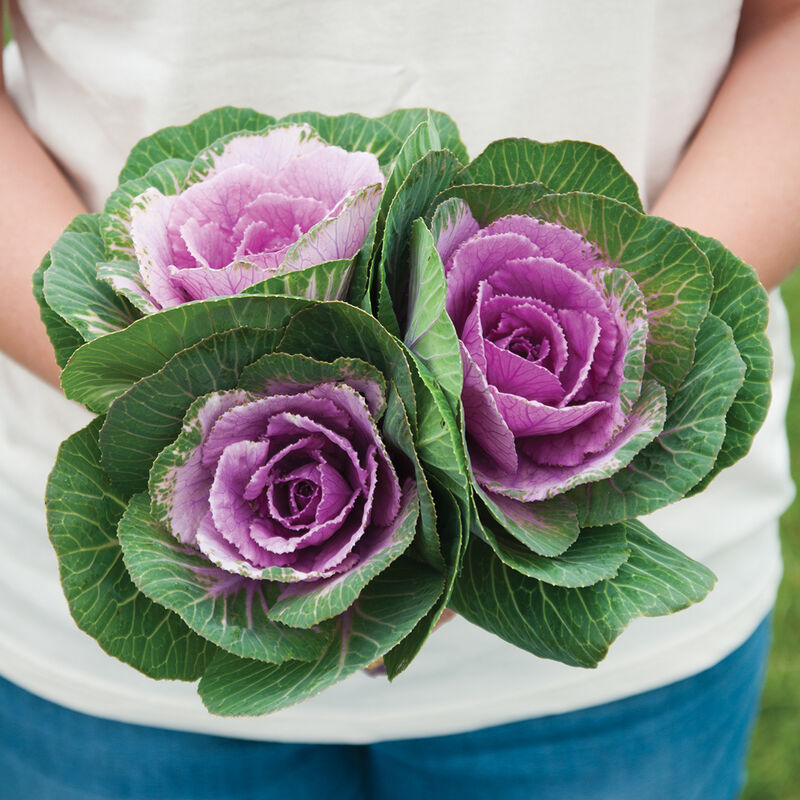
[0,614,771,800]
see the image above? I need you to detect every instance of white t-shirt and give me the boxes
[0,0,793,742]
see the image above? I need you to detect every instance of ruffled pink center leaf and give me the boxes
[127,125,384,309]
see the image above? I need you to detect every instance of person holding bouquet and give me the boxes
[1,1,798,798]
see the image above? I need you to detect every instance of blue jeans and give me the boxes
[0,615,771,800]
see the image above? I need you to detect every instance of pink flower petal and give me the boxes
[129,187,186,309]
[207,125,328,179]
[282,183,383,271]
[274,146,384,208]
[180,218,236,270]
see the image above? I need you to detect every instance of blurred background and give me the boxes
[741,272,800,800]
[2,9,798,798]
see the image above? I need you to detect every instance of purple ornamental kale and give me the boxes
[150,381,405,582]
[440,209,662,504]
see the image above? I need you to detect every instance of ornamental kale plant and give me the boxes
[47,297,466,715]
[37,107,772,712]
[379,138,771,668]
[33,106,469,367]
[38,108,471,715]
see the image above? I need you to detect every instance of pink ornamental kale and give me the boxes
[125,125,384,309]
[440,209,664,504]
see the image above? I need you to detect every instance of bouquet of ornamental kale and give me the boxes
[36,107,770,716]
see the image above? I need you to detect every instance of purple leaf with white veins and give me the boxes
[180,218,236,270]
[459,281,491,371]
[460,345,518,474]
[478,214,602,274]
[446,232,541,328]
[487,257,609,321]
[210,439,275,565]
[169,260,281,301]
[493,390,608,438]
[484,339,564,405]
[232,194,329,259]
[169,165,275,241]
[204,125,328,179]
[481,294,569,377]
[282,184,383,272]
[556,309,601,405]
[273,146,385,208]
[478,380,667,501]
[125,126,383,309]
[149,390,250,545]
[201,394,346,470]
[130,188,187,308]
[431,197,481,268]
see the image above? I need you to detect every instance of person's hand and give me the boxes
[1,14,87,386]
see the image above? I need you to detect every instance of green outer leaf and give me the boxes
[593,266,649,414]
[375,270,403,338]
[684,230,772,493]
[32,251,85,369]
[102,159,192,260]
[378,150,464,326]
[198,556,443,716]
[44,218,139,341]
[408,353,468,485]
[383,479,465,679]
[378,108,469,165]
[457,138,643,211]
[377,117,441,237]
[61,294,311,413]
[575,314,746,525]
[119,106,276,183]
[242,259,354,302]
[268,492,420,628]
[100,327,282,495]
[477,490,580,557]
[277,301,417,429]
[46,418,215,680]
[118,494,333,663]
[278,111,398,169]
[96,260,157,315]
[431,182,551,227]
[404,219,463,412]
[238,352,387,418]
[476,511,630,587]
[530,192,712,394]
[450,520,715,668]
[348,212,377,310]
[383,385,443,569]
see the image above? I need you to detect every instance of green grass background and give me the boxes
[741,271,800,800]
[2,6,798,796]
